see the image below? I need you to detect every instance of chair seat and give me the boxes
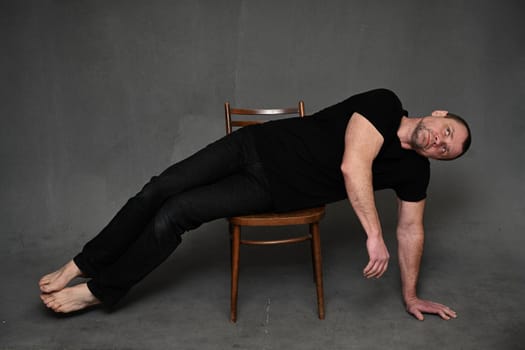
[229,206,325,226]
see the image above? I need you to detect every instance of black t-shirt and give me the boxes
[248,88,430,212]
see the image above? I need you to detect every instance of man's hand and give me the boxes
[363,236,390,278]
[405,297,457,321]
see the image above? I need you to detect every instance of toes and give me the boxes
[40,284,99,314]
[40,291,69,312]
[50,301,62,312]
[41,284,56,293]
[40,293,52,303]
[39,274,50,283]
[45,297,62,312]
[39,279,49,290]
[38,276,62,293]
[41,293,58,310]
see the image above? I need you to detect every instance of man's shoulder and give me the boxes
[353,88,401,105]
[347,89,403,142]
[362,87,399,98]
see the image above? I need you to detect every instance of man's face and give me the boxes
[411,114,469,160]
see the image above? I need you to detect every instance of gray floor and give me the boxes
[2,201,524,350]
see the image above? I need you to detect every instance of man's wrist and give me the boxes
[366,230,383,239]
[403,291,418,304]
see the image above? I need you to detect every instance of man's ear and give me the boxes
[431,110,449,117]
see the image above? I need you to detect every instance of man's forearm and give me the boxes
[342,164,390,279]
[397,226,424,302]
[396,222,457,321]
[342,165,382,238]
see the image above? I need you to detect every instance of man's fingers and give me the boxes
[408,300,458,321]
[428,303,457,320]
[363,262,371,275]
[363,260,388,278]
[410,309,424,321]
[363,261,377,276]
[363,261,380,278]
[407,304,425,321]
[438,310,450,320]
[436,307,455,320]
[365,261,381,278]
[376,260,388,278]
[442,306,457,319]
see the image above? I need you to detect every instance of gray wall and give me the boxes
[1,0,524,258]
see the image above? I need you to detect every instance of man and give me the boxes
[39,88,471,321]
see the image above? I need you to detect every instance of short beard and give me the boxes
[411,120,428,150]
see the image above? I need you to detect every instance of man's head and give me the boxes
[410,110,471,160]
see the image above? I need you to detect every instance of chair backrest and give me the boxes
[224,101,305,135]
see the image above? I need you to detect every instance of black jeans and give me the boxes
[73,128,273,306]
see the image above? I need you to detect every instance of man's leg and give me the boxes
[75,132,255,277]
[40,129,257,293]
[42,167,272,312]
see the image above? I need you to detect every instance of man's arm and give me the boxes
[396,198,458,320]
[341,112,389,279]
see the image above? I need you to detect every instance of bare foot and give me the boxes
[39,260,84,293]
[40,283,100,313]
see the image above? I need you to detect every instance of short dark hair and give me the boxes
[444,113,472,160]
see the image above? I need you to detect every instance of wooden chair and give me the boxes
[224,101,326,322]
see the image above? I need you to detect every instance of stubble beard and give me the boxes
[411,120,428,150]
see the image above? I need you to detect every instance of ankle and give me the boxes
[66,260,83,277]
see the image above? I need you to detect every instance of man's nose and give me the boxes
[432,132,441,146]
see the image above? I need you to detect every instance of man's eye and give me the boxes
[442,146,447,153]
[445,128,451,136]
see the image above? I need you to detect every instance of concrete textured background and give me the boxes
[1,1,524,349]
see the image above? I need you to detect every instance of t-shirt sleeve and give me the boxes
[394,159,430,202]
[352,88,404,144]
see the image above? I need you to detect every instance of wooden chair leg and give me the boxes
[228,222,233,267]
[310,228,316,282]
[230,224,241,322]
[310,222,325,320]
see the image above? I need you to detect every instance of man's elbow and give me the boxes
[340,161,352,179]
